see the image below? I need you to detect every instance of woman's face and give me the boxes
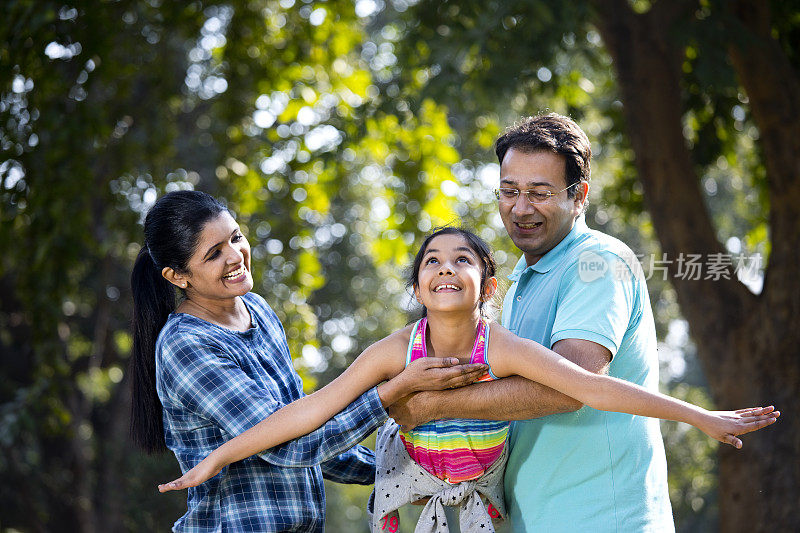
[178,211,253,300]
[413,234,490,315]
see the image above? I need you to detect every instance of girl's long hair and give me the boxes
[129,190,227,453]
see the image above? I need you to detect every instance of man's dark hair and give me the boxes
[494,113,592,198]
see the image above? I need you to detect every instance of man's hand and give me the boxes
[386,338,612,429]
[386,390,440,431]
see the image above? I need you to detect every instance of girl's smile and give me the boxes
[432,283,461,292]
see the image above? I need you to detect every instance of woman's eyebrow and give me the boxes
[203,229,239,260]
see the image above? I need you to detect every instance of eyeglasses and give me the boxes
[494,184,576,205]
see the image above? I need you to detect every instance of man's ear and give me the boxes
[162,267,189,289]
[574,181,589,209]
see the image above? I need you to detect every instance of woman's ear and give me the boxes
[413,284,423,305]
[162,267,189,289]
[483,277,498,301]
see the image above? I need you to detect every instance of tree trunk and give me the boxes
[594,0,800,530]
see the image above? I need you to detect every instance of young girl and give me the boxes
[158,227,778,532]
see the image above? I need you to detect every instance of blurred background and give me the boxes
[2,0,798,531]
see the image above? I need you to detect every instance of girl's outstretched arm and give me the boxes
[488,325,779,448]
[159,330,488,492]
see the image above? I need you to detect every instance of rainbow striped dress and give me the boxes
[399,317,510,484]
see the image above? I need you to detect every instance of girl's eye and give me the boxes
[208,250,220,261]
[426,257,439,265]
[457,256,470,263]
[232,233,243,242]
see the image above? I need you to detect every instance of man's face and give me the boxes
[498,148,587,265]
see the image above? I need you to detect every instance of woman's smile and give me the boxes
[222,264,249,283]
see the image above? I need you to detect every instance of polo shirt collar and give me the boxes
[508,215,588,281]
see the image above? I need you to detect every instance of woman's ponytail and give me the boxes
[128,190,227,453]
[129,247,175,453]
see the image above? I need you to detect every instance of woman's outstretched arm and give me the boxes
[159,331,487,492]
[488,325,779,448]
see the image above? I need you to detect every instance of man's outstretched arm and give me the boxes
[387,338,612,429]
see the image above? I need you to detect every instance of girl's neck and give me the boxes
[424,310,482,360]
[180,294,251,332]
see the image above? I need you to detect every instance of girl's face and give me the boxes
[165,211,253,300]
[413,234,496,315]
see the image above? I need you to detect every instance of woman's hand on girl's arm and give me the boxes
[377,357,488,407]
[694,406,780,448]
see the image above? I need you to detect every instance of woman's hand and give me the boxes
[377,357,487,407]
[696,406,780,448]
[158,455,223,492]
[403,357,488,392]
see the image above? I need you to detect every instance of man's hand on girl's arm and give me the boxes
[387,337,611,431]
[387,376,582,431]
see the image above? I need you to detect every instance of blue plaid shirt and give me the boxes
[155,292,387,532]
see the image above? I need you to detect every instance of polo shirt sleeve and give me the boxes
[550,252,638,359]
[160,330,387,469]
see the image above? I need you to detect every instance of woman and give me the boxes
[129,191,486,532]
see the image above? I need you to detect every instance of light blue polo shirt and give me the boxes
[501,216,674,532]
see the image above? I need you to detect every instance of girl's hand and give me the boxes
[158,456,222,492]
[698,406,780,448]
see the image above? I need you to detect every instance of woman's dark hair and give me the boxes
[129,190,227,453]
[407,226,497,318]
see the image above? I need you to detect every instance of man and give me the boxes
[389,113,674,531]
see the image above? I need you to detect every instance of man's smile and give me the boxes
[514,221,543,231]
